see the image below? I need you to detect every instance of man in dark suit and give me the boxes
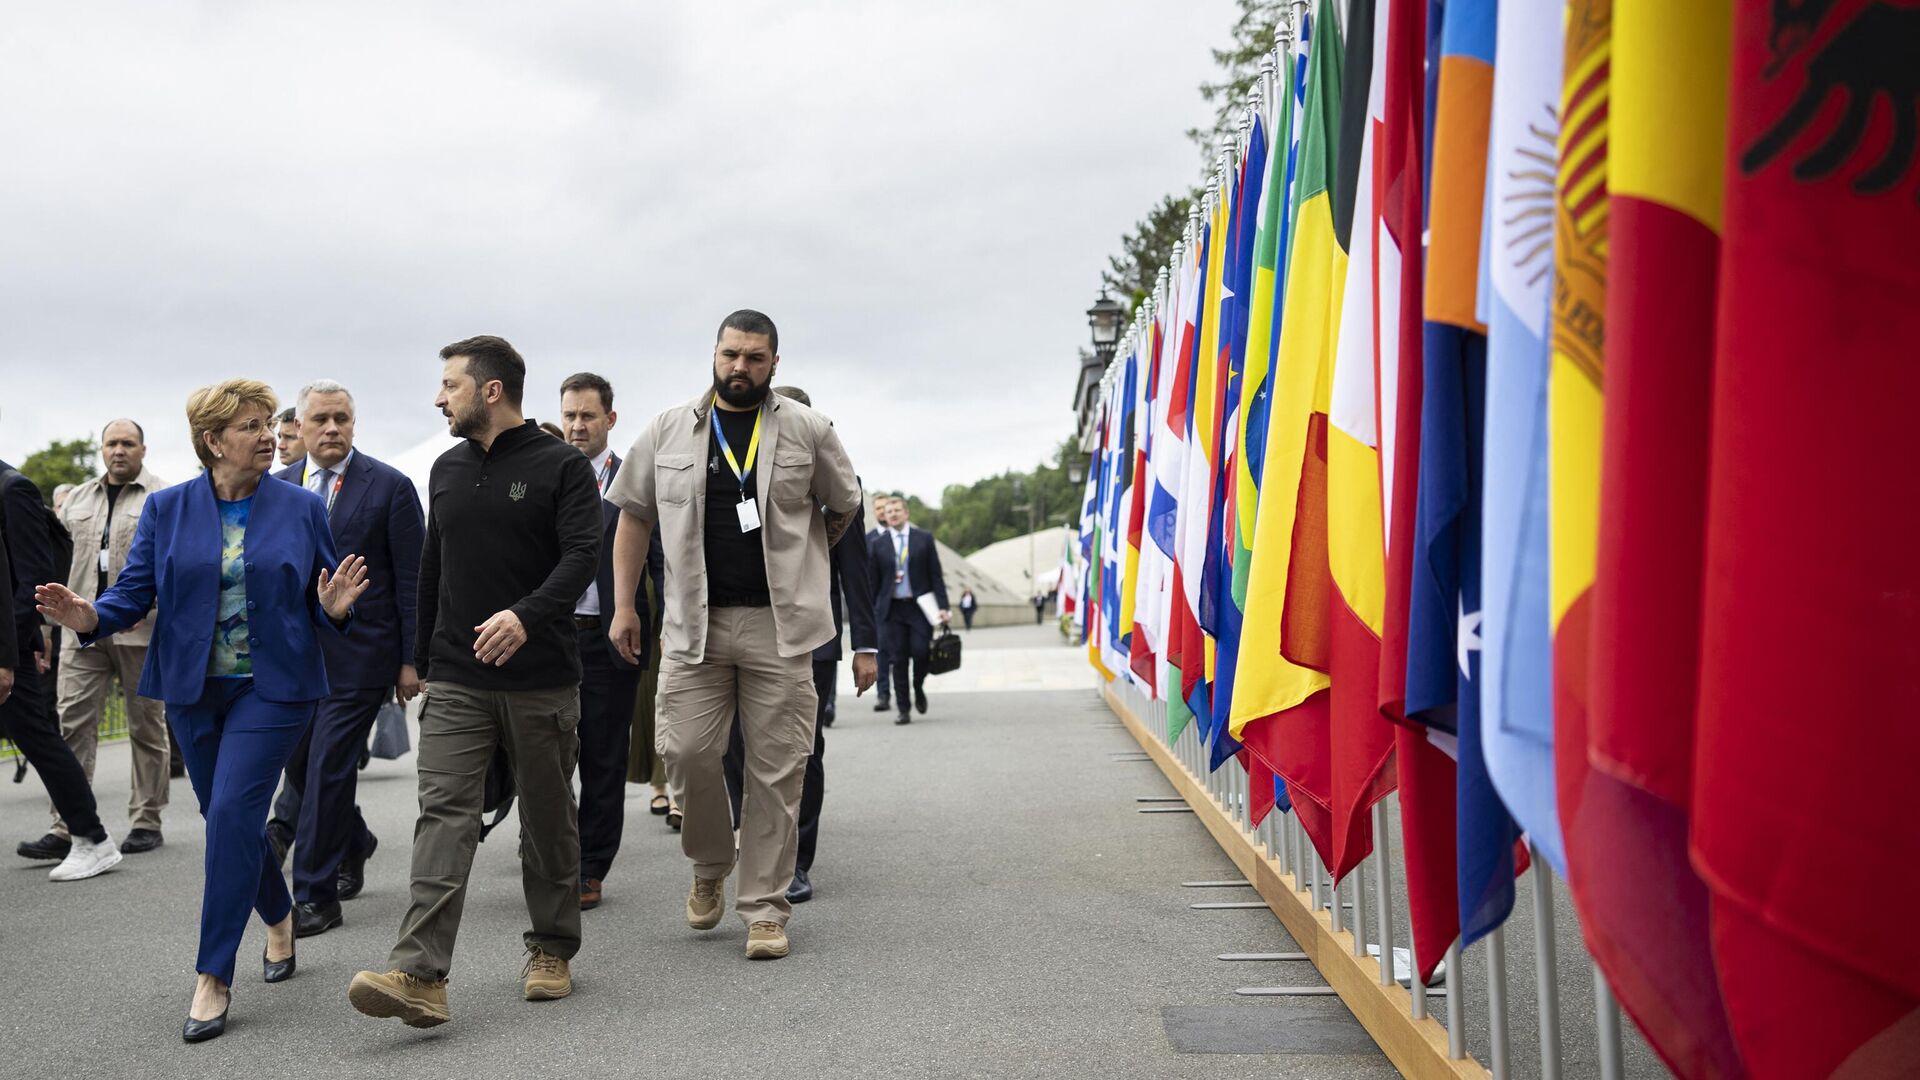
[724,385,876,903]
[276,380,425,937]
[866,491,894,714]
[868,496,947,725]
[559,372,653,911]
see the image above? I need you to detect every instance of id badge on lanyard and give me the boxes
[714,409,764,534]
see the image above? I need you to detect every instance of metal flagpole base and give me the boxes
[1218,952,1311,961]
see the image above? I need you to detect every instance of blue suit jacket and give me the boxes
[86,470,347,706]
[276,453,424,690]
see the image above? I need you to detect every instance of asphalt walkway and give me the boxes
[1,622,1395,1080]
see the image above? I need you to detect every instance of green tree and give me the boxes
[19,437,98,505]
[1187,0,1288,166]
[915,439,1085,556]
[1104,194,1194,312]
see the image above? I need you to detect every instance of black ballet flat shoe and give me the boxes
[183,1000,229,1043]
[263,945,296,984]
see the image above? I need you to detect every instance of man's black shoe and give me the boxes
[293,900,343,938]
[914,687,928,715]
[895,712,912,725]
[358,745,371,771]
[169,752,187,779]
[786,869,813,904]
[121,828,164,854]
[267,821,294,868]
[16,833,71,861]
[337,833,377,901]
[872,700,891,713]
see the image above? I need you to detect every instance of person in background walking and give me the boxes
[350,335,600,1027]
[275,379,423,939]
[1033,593,1046,624]
[25,420,172,861]
[959,588,977,631]
[37,378,369,1042]
[4,453,120,885]
[868,492,893,714]
[274,407,304,468]
[557,371,658,911]
[607,309,862,961]
[868,497,947,725]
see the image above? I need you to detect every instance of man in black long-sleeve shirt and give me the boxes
[350,336,601,1028]
[2,461,118,882]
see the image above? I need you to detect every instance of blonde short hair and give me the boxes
[186,379,280,468]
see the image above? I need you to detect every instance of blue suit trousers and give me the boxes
[169,679,312,985]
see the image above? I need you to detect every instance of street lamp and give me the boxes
[1087,289,1126,364]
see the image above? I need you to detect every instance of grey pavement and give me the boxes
[0,623,1397,1080]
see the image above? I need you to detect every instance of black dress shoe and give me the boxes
[872,699,891,712]
[121,828,164,854]
[263,945,296,984]
[183,997,229,1043]
[786,869,813,904]
[895,712,912,725]
[914,687,928,715]
[293,900,343,938]
[337,833,376,901]
[16,833,71,861]
[266,822,293,868]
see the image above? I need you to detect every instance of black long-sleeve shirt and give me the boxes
[415,421,602,690]
[0,462,54,668]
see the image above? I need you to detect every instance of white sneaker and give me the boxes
[49,834,122,882]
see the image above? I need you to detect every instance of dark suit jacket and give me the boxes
[818,503,877,662]
[0,463,43,667]
[588,452,661,669]
[275,452,424,690]
[86,470,347,705]
[867,524,947,629]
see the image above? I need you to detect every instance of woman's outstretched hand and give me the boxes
[35,583,100,634]
[318,554,370,622]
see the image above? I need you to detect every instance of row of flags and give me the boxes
[1069,1,1919,1077]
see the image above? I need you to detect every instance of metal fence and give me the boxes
[0,679,131,761]
[1105,678,1666,1080]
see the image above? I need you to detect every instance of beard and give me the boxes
[713,371,770,409]
[447,397,491,440]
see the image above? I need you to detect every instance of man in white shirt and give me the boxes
[559,372,649,911]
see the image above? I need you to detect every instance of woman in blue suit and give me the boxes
[37,379,367,1043]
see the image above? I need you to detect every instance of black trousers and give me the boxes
[883,605,931,713]
[576,625,640,881]
[272,722,375,864]
[725,657,832,875]
[289,687,386,904]
[2,659,105,843]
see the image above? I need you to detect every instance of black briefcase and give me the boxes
[928,625,963,676]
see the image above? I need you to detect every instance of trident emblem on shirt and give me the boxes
[508,481,527,502]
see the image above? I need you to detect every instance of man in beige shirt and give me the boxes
[607,309,862,961]
[29,419,170,860]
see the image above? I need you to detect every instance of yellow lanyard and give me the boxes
[712,408,762,497]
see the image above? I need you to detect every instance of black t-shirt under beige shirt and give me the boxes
[704,405,770,606]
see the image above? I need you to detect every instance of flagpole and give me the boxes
[1595,962,1625,1080]
[1446,940,1465,1058]
[1372,802,1394,985]
[1487,927,1512,1079]
[1531,854,1564,1080]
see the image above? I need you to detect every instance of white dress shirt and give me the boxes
[575,446,615,617]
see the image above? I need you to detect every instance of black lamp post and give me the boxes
[1087,289,1126,365]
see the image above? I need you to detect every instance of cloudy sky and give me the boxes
[0,0,1236,504]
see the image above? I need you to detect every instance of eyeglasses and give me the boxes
[227,418,270,436]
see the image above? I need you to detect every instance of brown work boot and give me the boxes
[521,945,572,1001]
[746,920,790,960]
[579,877,603,910]
[687,876,724,930]
[348,969,450,1027]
